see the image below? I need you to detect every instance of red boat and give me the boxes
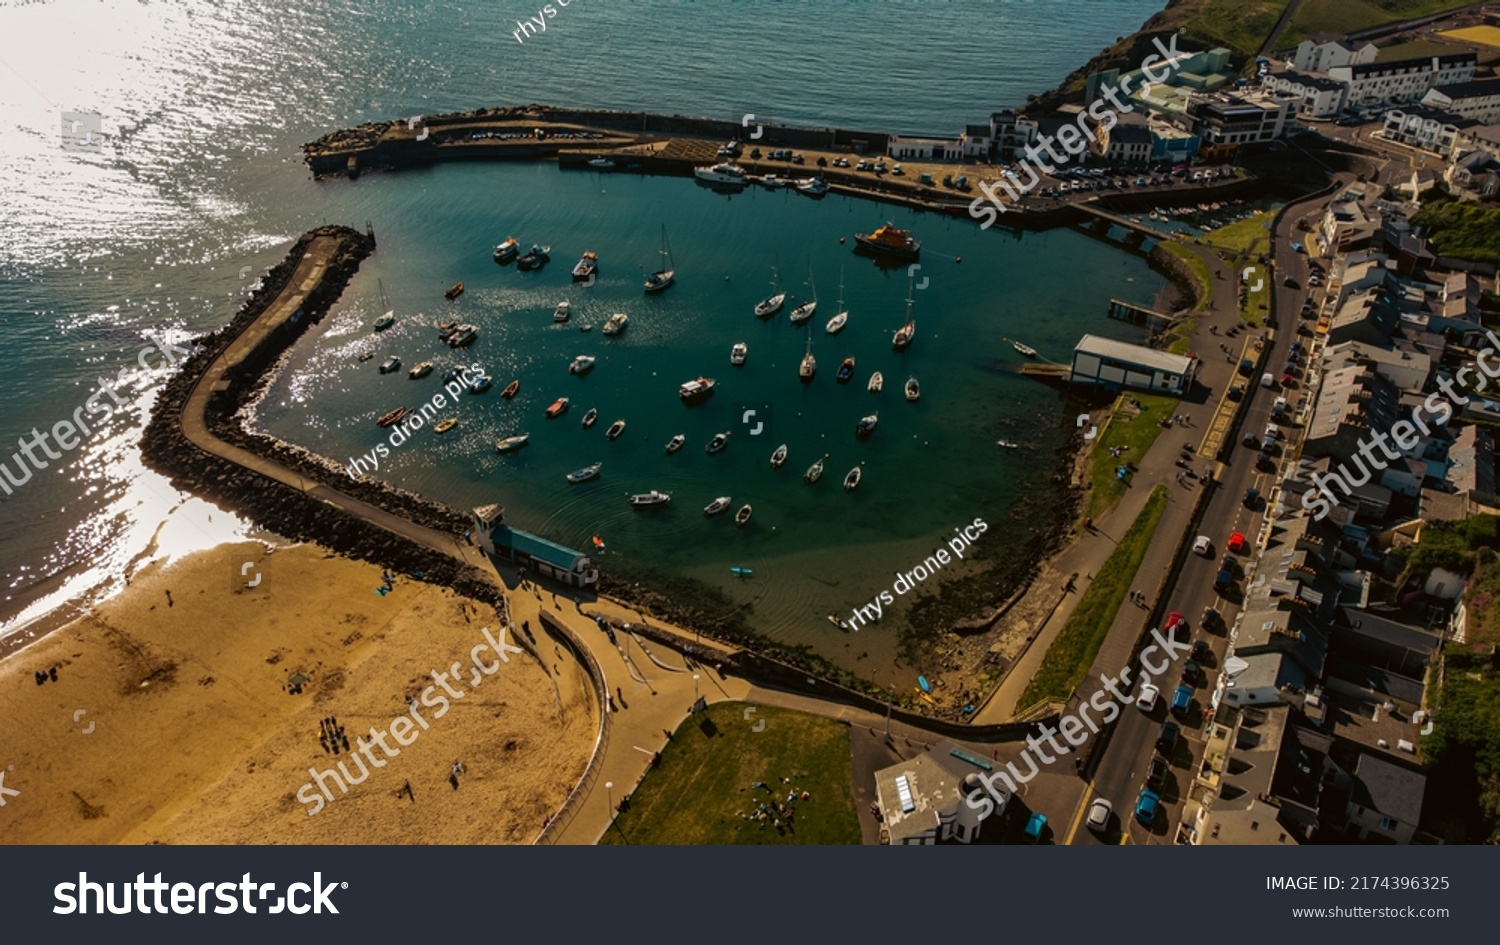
[445,282,464,300]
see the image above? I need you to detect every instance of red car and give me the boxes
[1227,531,1247,554]
[1164,611,1188,639]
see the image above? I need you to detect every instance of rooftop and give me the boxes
[873,742,970,843]
[1351,753,1427,826]
[1429,77,1500,101]
[1075,334,1194,375]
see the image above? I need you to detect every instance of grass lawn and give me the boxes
[1422,647,1500,842]
[1021,487,1169,708]
[1086,393,1179,519]
[1281,0,1473,48]
[599,702,862,845]
[1203,211,1274,257]
[1160,242,1213,312]
[1178,0,1290,58]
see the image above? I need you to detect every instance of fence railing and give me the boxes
[532,609,611,845]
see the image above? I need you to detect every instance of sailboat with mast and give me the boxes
[644,225,676,294]
[825,266,849,333]
[788,263,818,324]
[892,271,916,351]
[372,279,395,331]
[754,254,785,318]
[799,322,816,382]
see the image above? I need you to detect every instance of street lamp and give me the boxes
[885,685,895,738]
[693,673,700,701]
[605,781,613,812]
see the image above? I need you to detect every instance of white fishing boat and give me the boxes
[770,444,788,468]
[730,342,748,365]
[587,157,614,169]
[666,434,685,453]
[704,496,732,516]
[804,456,825,484]
[795,177,829,196]
[605,419,626,441]
[679,377,716,402]
[694,162,748,186]
[553,301,571,323]
[572,251,598,282]
[567,462,603,483]
[602,312,629,336]
[706,431,731,454]
[856,412,878,437]
[905,377,920,402]
[493,237,520,262]
[448,325,478,348]
[868,371,883,392]
[495,433,530,453]
[644,225,675,294]
[468,374,493,394]
[569,355,596,375]
[735,504,752,526]
[379,356,401,374]
[629,490,671,508]
[581,408,598,429]
[1012,341,1037,358]
[844,466,862,491]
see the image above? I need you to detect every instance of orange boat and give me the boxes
[545,396,570,418]
[376,406,408,427]
[445,282,465,300]
[853,223,920,257]
[501,379,520,399]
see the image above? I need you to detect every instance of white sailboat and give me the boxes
[644,225,675,294]
[799,323,816,381]
[825,266,848,333]
[788,263,817,324]
[754,255,785,318]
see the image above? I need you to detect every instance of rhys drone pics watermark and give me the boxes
[847,518,988,630]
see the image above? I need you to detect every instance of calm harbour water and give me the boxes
[0,0,1167,673]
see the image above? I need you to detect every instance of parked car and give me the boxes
[1193,535,1212,556]
[1023,812,1048,843]
[1164,611,1188,637]
[1190,640,1211,662]
[1243,486,1260,508]
[1181,660,1202,684]
[1256,451,1275,471]
[1135,789,1161,825]
[1202,606,1222,629]
[1155,721,1180,755]
[1227,384,1244,401]
[1170,684,1194,716]
[1227,531,1247,554]
[1146,754,1169,789]
[1215,566,1235,591]
[1136,681,1160,712]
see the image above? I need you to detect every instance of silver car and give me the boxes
[1086,798,1113,833]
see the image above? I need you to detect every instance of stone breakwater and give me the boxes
[139,226,499,606]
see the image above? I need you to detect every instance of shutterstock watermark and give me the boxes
[969,33,1184,228]
[0,331,195,500]
[1299,332,1500,520]
[964,627,1191,819]
[54,872,343,915]
[296,624,523,816]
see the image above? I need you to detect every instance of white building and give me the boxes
[886,133,964,162]
[1330,52,1476,109]
[874,743,989,844]
[1071,334,1196,395]
[1421,77,1500,125]
[1188,91,1290,146]
[1264,70,1347,118]
[1292,36,1377,74]
[1382,105,1472,156]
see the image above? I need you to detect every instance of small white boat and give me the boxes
[409,360,434,379]
[788,299,817,324]
[468,374,492,394]
[997,440,1019,448]
[569,355,596,375]
[694,163,748,186]
[868,371,883,392]
[755,292,786,318]
[804,457,825,484]
[825,311,848,333]
[796,177,830,196]
[581,408,599,429]
[856,413,878,437]
[495,433,530,453]
[679,377,716,402]
[602,312,629,335]
[373,311,395,331]
[644,225,675,294]
[588,157,614,169]
[759,174,786,189]
[735,504,752,526]
[666,434,685,453]
[706,431,731,454]
[448,325,478,348]
[843,466,862,491]
[567,462,603,483]
[704,496,732,516]
[379,356,401,374]
[905,377,920,402]
[1012,341,1037,358]
[493,237,520,262]
[730,342,748,365]
[770,444,788,468]
[605,419,626,440]
[629,490,671,508]
[554,301,571,323]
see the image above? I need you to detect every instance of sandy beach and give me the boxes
[0,541,596,844]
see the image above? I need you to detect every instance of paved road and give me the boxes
[1068,182,1349,845]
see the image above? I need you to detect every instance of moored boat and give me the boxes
[854,222,920,258]
[905,377,920,402]
[567,462,603,484]
[856,412,878,437]
[572,251,598,281]
[735,504,752,526]
[825,311,847,333]
[495,433,530,453]
[770,444,788,468]
[493,237,520,262]
[629,490,671,508]
[679,377,716,402]
[730,342,747,365]
[554,301,571,323]
[501,379,520,399]
[605,419,626,440]
[706,430,731,454]
[581,408,598,428]
[602,313,629,336]
[379,356,401,374]
[587,157,614,168]
[545,397,570,418]
[644,225,675,293]
[518,244,551,270]
[693,163,748,186]
[836,357,855,384]
[434,417,458,434]
[469,374,493,394]
[448,325,477,347]
[444,282,464,300]
[373,312,395,331]
[868,371,883,392]
[376,406,408,427]
[795,177,829,196]
[409,360,434,380]
[704,496,732,516]
[569,355,596,375]
[788,264,818,323]
[665,434,685,453]
[754,292,786,318]
[1012,341,1037,358]
[844,466,862,491]
[892,320,915,350]
[804,456,825,484]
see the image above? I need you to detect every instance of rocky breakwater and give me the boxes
[140,225,500,607]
